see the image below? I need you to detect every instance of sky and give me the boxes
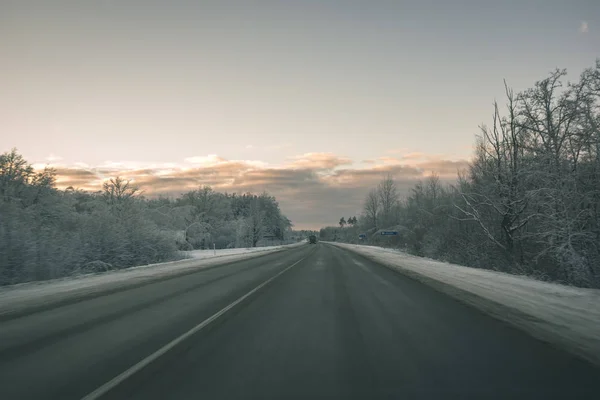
[1,0,598,229]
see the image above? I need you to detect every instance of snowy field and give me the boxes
[327,242,600,366]
[0,241,306,321]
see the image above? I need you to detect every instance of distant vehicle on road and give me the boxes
[308,235,317,244]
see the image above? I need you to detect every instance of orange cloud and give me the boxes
[287,152,353,170]
[184,155,227,165]
[53,168,102,191]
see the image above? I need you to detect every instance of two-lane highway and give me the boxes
[0,245,312,399]
[1,243,599,399]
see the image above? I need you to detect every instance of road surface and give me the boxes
[0,243,598,399]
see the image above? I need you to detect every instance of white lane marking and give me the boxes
[81,257,306,400]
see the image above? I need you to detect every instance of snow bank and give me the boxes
[187,245,294,259]
[328,242,600,366]
[0,242,306,321]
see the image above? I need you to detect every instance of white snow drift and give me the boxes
[327,242,600,366]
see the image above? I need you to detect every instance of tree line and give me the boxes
[0,150,293,285]
[321,60,600,288]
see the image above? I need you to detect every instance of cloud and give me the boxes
[53,168,102,190]
[287,152,353,170]
[579,21,589,33]
[44,152,469,229]
[184,154,226,165]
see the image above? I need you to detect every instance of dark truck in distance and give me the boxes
[308,235,317,244]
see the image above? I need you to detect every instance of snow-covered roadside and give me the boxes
[186,245,297,259]
[0,241,306,321]
[327,242,600,366]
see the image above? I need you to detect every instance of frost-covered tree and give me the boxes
[363,189,380,229]
[0,151,293,285]
[329,60,600,287]
[378,174,398,227]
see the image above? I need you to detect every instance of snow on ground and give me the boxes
[0,241,306,321]
[327,242,600,366]
[187,245,294,259]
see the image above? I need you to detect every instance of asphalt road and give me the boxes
[0,243,599,399]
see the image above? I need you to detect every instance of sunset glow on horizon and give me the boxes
[2,0,598,229]
[26,151,468,230]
